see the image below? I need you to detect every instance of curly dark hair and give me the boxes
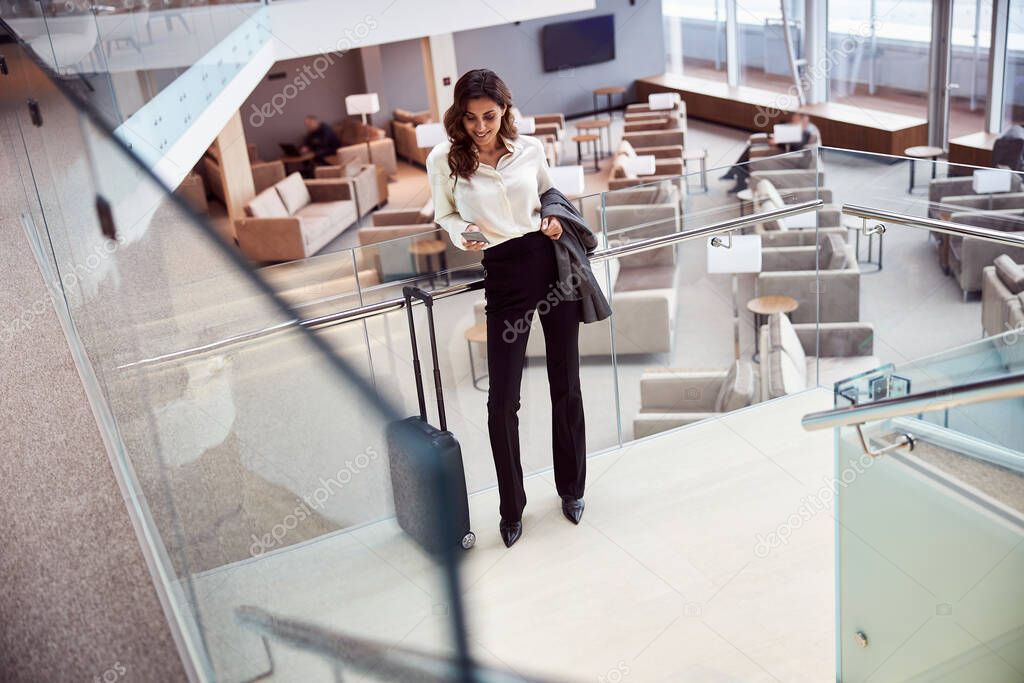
[444,69,518,180]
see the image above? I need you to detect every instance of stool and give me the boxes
[409,239,450,288]
[572,134,600,173]
[747,296,799,363]
[592,85,626,119]
[464,323,488,391]
[904,145,943,194]
[575,118,611,159]
[683,148,708,193]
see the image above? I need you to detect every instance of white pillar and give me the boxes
[421,33,458,122]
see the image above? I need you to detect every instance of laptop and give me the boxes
[279,142,302,156]
[772,123,803,144]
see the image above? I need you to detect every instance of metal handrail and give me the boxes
[802,372,1024,432]
[235,605,558,683]
[843,204,1024,247]
[119,199,822,369]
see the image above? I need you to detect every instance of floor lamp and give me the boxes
[345,93,381,165]
[707,234,763,361]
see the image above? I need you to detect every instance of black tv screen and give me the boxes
[541,15,615,72]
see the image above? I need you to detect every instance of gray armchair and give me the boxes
[947,210,1024,297]
[758,234,861,323]
[759,314,879,400]
[982,256,1024,337]
[928,175,1024,219]
[632,361,759,438]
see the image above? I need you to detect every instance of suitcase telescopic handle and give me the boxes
[402,286,447,431]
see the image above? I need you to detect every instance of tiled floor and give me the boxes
[189,389,836,682]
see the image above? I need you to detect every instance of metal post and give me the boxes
[725,0,740,86]
[927,0,954,149]
[985,0,1010,133]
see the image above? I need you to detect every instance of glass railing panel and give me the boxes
[835,411,1024,682]
[7,28,472,682]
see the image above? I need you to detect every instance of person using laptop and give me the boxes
[722,111,820,193]
[299,115,341,165]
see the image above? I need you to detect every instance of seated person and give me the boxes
[722,112,820,193]
[300,115,341,165]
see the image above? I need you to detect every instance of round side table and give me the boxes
[747,295,799,363]
[572,133,601,173]
[593,85,626,118]
[464,323,488,391]
[409,239,450,288]
[736,188,755,216]
[904,145,943,194]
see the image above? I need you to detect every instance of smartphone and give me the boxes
[461,229,490,244]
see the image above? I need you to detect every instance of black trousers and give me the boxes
[482,231,586,522]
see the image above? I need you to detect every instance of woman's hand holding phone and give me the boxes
[461,224,488,250]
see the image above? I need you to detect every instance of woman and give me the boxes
[426,69,586,548]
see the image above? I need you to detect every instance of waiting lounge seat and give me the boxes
[982,256,1024,337]
[235,173,358,262]
[947,210,1024,297]
[632,361,759,438]
[760,313,879,399]
[758,233,861,323]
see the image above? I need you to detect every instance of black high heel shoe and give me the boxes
[499,519,522,547]
[561,497,585,525]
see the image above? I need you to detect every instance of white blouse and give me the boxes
[426,135,554,250]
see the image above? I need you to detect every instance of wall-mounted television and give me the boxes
[541,14,615,72]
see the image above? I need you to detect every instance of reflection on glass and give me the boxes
[737,0,804,94]
[662,0,727,80]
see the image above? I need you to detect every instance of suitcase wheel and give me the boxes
[461,532,476,550]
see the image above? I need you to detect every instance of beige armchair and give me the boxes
[623,115,682,135]
[747,177,843,240]
[758,234,861,323]
[391,109,433,166]
[327,138,398,179]
[625,93,686,120]
[532,113,566,139]
[235,173,358,262]
[760,314,879,399]
[982,256,1024,337]
[623,129,685,152]
[928,175,1024,219]
[632,361,759,438]
[947,210,1024,297]
[312,163,380,218]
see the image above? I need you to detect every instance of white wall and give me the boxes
[267,0,596,61]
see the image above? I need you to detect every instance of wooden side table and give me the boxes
[904,145,943,194]
[281,152,315,178]
[572,134,601,173]
[747,295,799,363]
[575,118,611,159]
[409,239,450,288]
[464,323,488,391]
[593,85,626,118]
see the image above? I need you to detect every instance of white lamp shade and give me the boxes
[648,92,679,110]
[548,165,585,195]
[345,93,380,116]
[415,122,447,149]
[973,168,1013,193]
[706,235,763,274]
[619,154,657,176]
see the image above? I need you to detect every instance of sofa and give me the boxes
[632,361,759,438]
[982,256,1024,337]
[310,162,380,219]
[928,175,1024,219]
[759,313,879,399]
[234,173,358,262]
[356,199,483,276]
[259,247,380,319]
[758,233,861,323]
[746,177,847,246]
[946,210,1024,297]
[391,108,434,166]
[198,148,289,206]
[608,140,685,192]
[473,198,682,357]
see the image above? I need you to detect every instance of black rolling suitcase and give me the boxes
[386,286,476,554]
